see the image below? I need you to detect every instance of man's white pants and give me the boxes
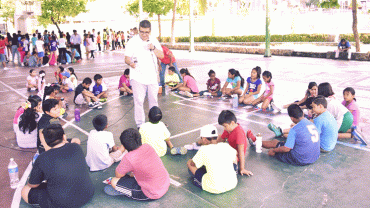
[335,49,351,59]
[131,79,159,128]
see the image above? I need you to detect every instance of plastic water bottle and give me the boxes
[165,86,170,95]
[232,95,238,108]
[256,133,262,153]
[74,108,81,122]
[8,158,19,189]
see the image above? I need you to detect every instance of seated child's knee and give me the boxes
[71,138,81,145]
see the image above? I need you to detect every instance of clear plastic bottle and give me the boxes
[8,158,19,189]
[256,133,262,153]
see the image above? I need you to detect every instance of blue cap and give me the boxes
[61,71,70,78]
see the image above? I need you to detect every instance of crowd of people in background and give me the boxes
[0,27,140,70]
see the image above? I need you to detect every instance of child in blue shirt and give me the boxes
[312,96,339,152]
[260,104,320,166]
[240,66,262,104]
[221,69,244,97]
[91,74,108,101]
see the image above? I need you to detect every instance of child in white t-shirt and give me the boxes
[86,114,126,171]
[27,69,38,91]
[139,106,187,157]
[60,71,75,92]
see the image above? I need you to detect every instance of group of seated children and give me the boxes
[161,66,278,111]
[74,74,108,109]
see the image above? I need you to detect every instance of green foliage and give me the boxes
[340,34,370,44]
[319,0,340,9]
[161,34,337,43]
[125,0,173,17]
[176,0,208,16]
[306,0,320,7]
[0,0,16,26]
[38,0,88,27]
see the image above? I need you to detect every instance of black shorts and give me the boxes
[115,175,151,200]
[28,183,53,208]
[193,166,207,189]
[103,40,107,45]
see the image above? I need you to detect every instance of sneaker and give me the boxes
[268,123,282,137]
[170,147,188,155]
[247,130,256,146]
[104,185,124,196]
[270,102,281,112]
[184,142,201,151]
[44,63,49,67]
[94,102,102,109]
[178,91,186,96]
[88,102,97,109]
[184,91,193,98]
[352,126,367,146]
[100,98,107,103]
[3,67,9,70]
[253,105,260,110]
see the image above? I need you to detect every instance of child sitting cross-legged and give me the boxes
[74,77,102,109]
[86,114,126,171]
[199,69,222,97]
[165,66,181,89]
[140,106,187,156]
[60,71,75,93]
[103,128,170,200]
[249,104,321,165]
[91,74,108,102]
[187,125,238,194]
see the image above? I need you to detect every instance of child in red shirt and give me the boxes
[217,110,253,176]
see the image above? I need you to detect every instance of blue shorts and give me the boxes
[274,142,309,166]
[0,54,5,62]
[38,52,44,58]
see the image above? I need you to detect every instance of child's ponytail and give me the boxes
[18,95,41,134]
[235,70,244,88]
[180,68,195,80]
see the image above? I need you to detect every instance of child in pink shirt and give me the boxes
[252,71,275,111]
[342,87,360,127]
[104,128,170,200]
[172,68,199,98]
[118,68,132,96]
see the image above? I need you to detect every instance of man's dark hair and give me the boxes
[341,39,346,42]
[73,30,77,33]
[148,106,162,124]
[92,114,108,131]
[94,74,103,81]
[43,124,64,147]
[318,82,334,98]
[218,110,237,125]
[42,99,60,113]
[139,20,151,29]
[287,104,303,119]
[82,77,92,85]
[119,128,142,152]
[313,95,328,108]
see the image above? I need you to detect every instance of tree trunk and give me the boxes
[158,14,162,41]
[51,17,62,34]
[171,0,177,45]
[352,0,360,52]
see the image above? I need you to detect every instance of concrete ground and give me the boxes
[1,49,370,207]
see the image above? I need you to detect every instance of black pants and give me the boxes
[97,43,101,51]
[111,41,115,50]
[90,50,95,58]
[58,48,67,63]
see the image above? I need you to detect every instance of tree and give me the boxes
[319,0,360,52]
[38,0,89,34]
[352,0,360,52]
[126,0,173,40]
[171,0,177,44]
[0,0,16,32]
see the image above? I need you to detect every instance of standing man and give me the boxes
[43,30,49,50]
[125,20,164,129]
[11,33,21,64]
[335,39,351,60]
[70,30,82,58]
[158,45,182,87]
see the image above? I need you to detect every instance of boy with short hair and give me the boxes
[74,77,102,109]
[217,110,253,176]
[312,96,339,152]
[21,124,94,208]
[91,74,108,101]
[261,104,320,165]
[104,128,170,200]
[139,106,187,157]
[187,125,238,194]
[165,66,180,88]
[86,114,126,171]
[37,99,80,153]
[60,71,75,92]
